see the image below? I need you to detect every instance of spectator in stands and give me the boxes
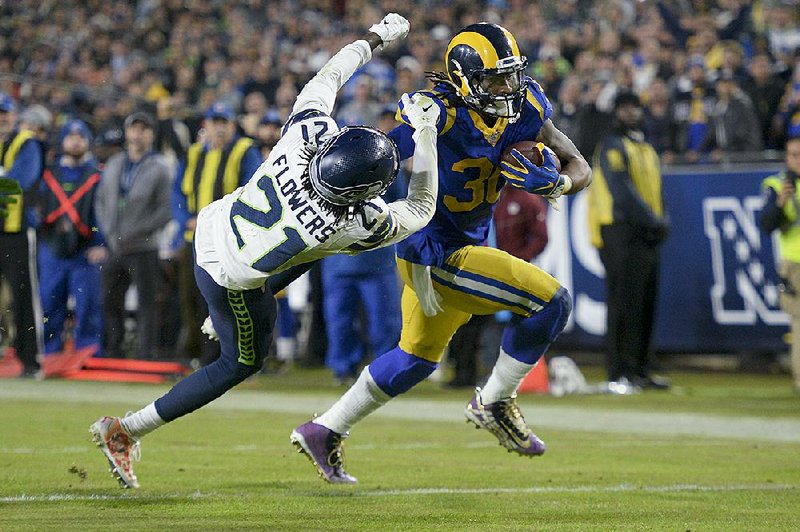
[587,91,671,391]
[642,78,679,163]
[672,56,716,158]
[37,120,105,356]
[19,105,53,144]
[172,102,261,365]
[743,54,786,150]
[759,135,800,395]
[574,72,613,159]
[155,96,191,169]
[551,75,582,143]
[777,66,800,144]
[702,71,763,159]
[94,126,125,165]
[94,111,172,359]
[0,92,44,377]
[255,114,282,160]
[240,91,270,139]
[336,75,383,127]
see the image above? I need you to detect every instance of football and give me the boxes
[501,140,561,172]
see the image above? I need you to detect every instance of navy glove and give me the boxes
[501,148,567,198]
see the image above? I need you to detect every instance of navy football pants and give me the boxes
[154,261,276,422]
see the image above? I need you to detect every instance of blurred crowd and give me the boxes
[1,0,800,373]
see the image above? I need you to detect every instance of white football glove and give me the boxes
[369,13,410,50]
[201,316,219,342]
[401,93,440,141]
[410,263,443,317]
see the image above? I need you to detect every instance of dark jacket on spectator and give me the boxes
[703,93,763,153]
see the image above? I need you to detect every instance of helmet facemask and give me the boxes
[454,54,528,120]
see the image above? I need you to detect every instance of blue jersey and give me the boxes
[388,78,553,267]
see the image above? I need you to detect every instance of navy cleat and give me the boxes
[465,388,546,457]
[290,421,357,484]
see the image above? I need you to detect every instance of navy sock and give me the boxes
[368,346,437,397]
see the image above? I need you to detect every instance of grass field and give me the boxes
[1,367,799,530]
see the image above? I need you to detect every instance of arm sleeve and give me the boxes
[8,140,42,191]
[598,139,663,230]
[291,40,372,117]
[379,127,439,245]
[759,187,787,233]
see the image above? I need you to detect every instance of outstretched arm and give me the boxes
[291,14,409,117]
[382,94,440,242]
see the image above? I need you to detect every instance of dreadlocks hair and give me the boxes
[297,144,364,224]
[426,70,450,86]
[425,71,462,106]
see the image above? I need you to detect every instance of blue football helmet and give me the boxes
[308,126,400,206]
[444,22,528,120]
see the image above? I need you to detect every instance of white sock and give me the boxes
[480,348,535,404]
[120,402,165,439]
[314,367,391,435]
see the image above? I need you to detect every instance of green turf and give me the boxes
[1,369,799,530]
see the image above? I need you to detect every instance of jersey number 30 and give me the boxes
[229,175,308,272]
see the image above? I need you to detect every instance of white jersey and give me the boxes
[194,40,436,290]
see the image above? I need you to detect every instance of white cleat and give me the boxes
[90,416,141,489]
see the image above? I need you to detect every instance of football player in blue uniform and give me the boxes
[293,22,591,484]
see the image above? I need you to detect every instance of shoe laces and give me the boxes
[326,432,347,471]
[492,396,531,440]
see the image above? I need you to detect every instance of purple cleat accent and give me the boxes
[290,421,358,484]
[465,388,546,457]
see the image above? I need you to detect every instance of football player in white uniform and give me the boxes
[89,13,441,489]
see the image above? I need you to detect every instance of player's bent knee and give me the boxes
[368,346,438,397]
[501,287,572,364]
[548,287,572,337]
[216,353,263,386]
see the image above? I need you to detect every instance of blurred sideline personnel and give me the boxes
[0,92,44,377]
[759,135,800,394]
[90,14,442,489]
[38,120,105,355]
[295,22,591,484]
[94,112,173,359]
[587,91,671,391]
[172,102,261,365]
[319,108,406,385]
